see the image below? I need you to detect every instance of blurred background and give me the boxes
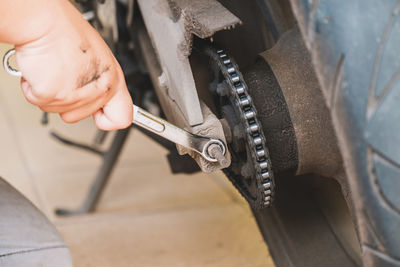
[0,43,273,267]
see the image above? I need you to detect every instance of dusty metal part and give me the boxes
[260,27,344,179]
[167,0,241,40]
[132,105,226,163]
[136,27,231,172]
[207,144,228,166]
[96,0,119,44]
[256,0,295,41]
[212,0,273,68]
[181,102,231,172]
[205,47,274,209]
[126,0,135,27]
[243,56,298,176]
[137,0,241,126]
[219,118,232,143]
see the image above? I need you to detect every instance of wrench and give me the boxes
[132,105,226,163]
[3,48,227,164]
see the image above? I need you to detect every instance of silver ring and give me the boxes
[202,139,226,162]
[3,49,22,77]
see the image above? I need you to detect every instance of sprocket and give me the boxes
[205,47,274,210]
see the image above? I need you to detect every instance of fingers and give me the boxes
[56,70,132,130]
[17,31,132,131]
[52,77,117,123]
[93,81,133,131]
[39,71,115,113]
[59,90,110,123]
[22,67,132,130]
[20,77,42,105]
[23,64,115,109]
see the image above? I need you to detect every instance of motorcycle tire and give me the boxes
[253,1,400,266]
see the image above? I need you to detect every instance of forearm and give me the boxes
[0,0,74,45]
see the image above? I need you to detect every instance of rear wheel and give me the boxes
[254,174,362,267]
[130,0,400,265]
[287,1,400,265]
[207,1,400,266]
[201,24,362,265]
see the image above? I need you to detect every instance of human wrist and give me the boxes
[0,0,70,46]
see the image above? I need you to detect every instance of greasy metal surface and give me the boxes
[244,57,298,175]
[137,27,231,172]
[206,47,274,209]
[137,0,240,126]
[183,102,231,172]
[261,27,344,179]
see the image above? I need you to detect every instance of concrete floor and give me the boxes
[0,44,274,266]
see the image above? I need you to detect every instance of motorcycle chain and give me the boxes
[205,47,274,210]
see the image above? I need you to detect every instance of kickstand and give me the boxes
[55,127,131,216]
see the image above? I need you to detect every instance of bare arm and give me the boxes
[0,0,133,130]
[0,0,60,45]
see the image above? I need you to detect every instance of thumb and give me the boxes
[93,87,133,131]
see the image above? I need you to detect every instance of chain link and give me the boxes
[206,47,274,209]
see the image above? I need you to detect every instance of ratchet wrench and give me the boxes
[3,49,227,163]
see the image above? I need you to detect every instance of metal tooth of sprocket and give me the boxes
[212,48,274,209]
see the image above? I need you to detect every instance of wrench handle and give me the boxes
[132,105,225,162]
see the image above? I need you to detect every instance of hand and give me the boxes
[14,0,132,130]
